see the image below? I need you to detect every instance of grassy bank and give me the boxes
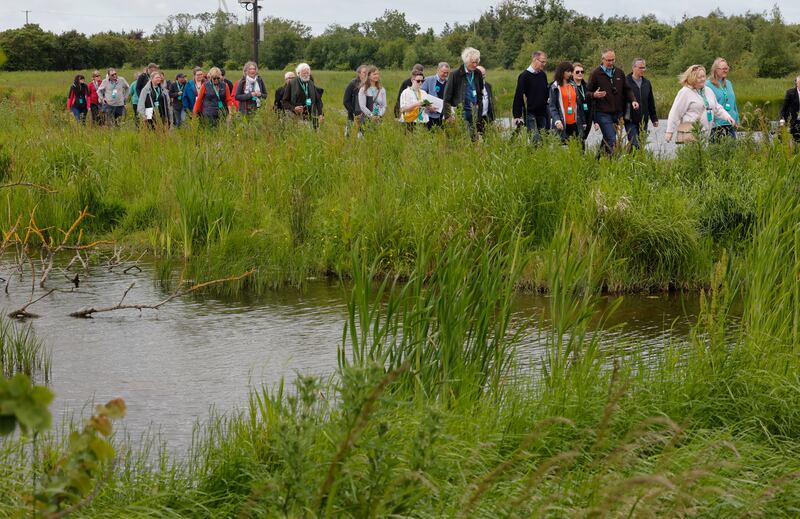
[2,163,800,516]
[1,91,794,294]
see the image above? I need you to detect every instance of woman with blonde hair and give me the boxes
[665,64,736,143]
[193,67,233,126]
[705,57,739,141]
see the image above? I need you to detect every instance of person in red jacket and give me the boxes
[86,70,102,125]
[67,74,90,124]
[192,67,234,126]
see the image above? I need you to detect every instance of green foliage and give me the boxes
[3,6,798,74]
[32,399,126,516]
[0,373,53,436]
[752,7,798,78]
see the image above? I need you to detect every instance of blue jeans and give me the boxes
[463,106,478,139]
[596,111,624,155]
[525,114,548,143]
[70,107,87,124]
[173,108,185,127]
[624,121,642,149]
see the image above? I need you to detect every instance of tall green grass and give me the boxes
[3,162,800,515]
[0,96,789,295]
[0,317,51,383]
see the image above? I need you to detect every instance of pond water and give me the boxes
[0,259,713,454]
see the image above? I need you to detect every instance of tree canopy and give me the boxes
[1,2,798,77]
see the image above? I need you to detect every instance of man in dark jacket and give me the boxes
[624,58,658,149]
[587,49,639,155]
[779,76,800,142]
[274,71,295,112]
[135,63,159,98]
[343,65,368,135]
[281,63,324,128]
[512,50,550,142]
[443,48,484,138]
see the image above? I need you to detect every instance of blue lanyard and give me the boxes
[465,68,475,90]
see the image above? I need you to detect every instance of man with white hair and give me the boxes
[421,62,450,129]
[442,48,484,138]
[274,71,296,112]
[281,63,324,127]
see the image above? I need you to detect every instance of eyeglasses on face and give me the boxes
[412,79,423,83]
[574,70,583,74]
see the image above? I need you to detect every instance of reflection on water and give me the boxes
[0,259,727,453]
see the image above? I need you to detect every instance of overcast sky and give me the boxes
[0,1,796,36]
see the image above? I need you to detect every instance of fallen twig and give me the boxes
[69,269,255,318]
[0,181,56,193]
[8,289,56,319]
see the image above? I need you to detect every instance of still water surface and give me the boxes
[1,260,707,453]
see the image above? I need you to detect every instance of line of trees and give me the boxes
[1,1,799,77]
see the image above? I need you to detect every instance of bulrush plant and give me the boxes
[0,317,51,383]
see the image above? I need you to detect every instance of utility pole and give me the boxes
[22,10,31,24]
[252,0,259,65]
[239,0,261,65]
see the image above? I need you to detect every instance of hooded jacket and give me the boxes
[137,81,172,125]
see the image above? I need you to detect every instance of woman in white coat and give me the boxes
[665,64,736,143]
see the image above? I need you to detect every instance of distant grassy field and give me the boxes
[0,69,792,121]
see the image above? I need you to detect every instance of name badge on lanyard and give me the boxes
[706,109,713,122]
[582,103,589,111]
[725,103,731,110]
[306,98,312,107]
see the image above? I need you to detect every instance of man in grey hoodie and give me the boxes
[97,68,130,126]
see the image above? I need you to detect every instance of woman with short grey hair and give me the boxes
[235,61,267,116]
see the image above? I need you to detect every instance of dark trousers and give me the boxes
[525,113,549,143]
[90,104,101,125]
[710,125,737,142]
[596,111,624,155]
[559,123,579,143]
[102,105,125,126]
[625,121,644,149]
[426,117,443,130]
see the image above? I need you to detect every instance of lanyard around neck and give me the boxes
[696,88,709,109]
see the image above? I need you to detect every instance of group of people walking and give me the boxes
[65,46,800,151]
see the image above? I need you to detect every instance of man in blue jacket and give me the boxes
[421,62,450,129]
[182,67,205,116]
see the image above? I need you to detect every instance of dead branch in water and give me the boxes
[8,289,56,319]
[69,269,255,318]
[0,181,56,193]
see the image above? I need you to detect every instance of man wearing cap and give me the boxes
[136,63,159,98]
[169,73,188,127]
